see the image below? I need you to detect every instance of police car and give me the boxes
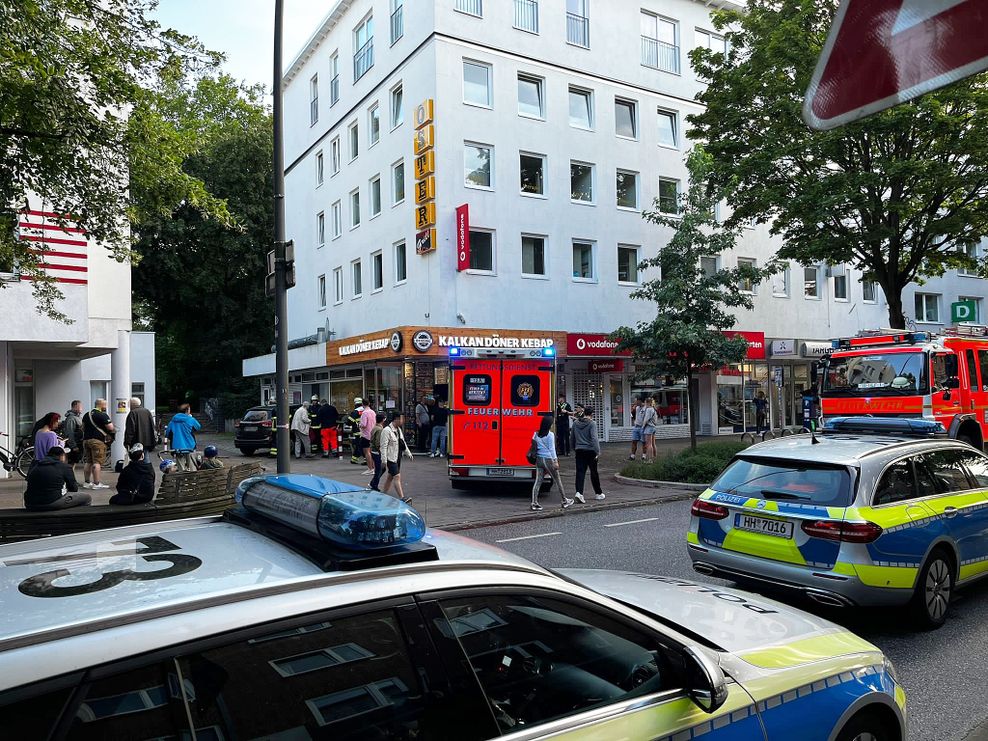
[1,475,904,740]
[688,416,988,628]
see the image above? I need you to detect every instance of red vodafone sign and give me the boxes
[804,0,988,130]
[455,204,470,271]
[567,333,632,357]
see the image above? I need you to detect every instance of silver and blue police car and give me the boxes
[1,474,905,740]
[688,417,988,629]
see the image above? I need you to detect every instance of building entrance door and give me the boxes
[572,372,605,440]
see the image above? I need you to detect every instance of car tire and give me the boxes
[910,548,954,630]
[239,448,257,457]
[835,709,894,741]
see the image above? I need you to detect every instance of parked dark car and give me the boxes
[234,405,300,456]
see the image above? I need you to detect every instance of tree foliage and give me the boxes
[613,147,771,450]
[689,0,988,328]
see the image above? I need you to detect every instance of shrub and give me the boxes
[620,443,737,483]
[682,441,746,463]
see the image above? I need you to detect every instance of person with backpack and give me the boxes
[62,400,84,466]
[530,416,572,512]
[571,405,605,503]
[82,398,115,490]
[164,403,201,472]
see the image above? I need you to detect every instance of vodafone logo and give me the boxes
[568,333,631,357]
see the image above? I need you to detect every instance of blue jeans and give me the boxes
[370,452,382,490]
[430,425,447,455]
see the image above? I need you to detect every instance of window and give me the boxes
[465,142,493,188]
[392,160,405,204]
[390,0,403,44]
[966,348,979,390]
[394,240,407,283]
[569,161,594,203]
[520,152,546,196]
[657,177,679,214]
[566,0,589,47]
[958,241,980,276]
[348,122,359,160]
[369,176,381,217]
[334,267,343,303]
[330,51,340,105]
[350,189,361,228]
[641,11,679,73]
[874,460,921,505]
[316,211,325,247]
[772,265,790,297]
[352,259,363,297]
[331,136,341,174]
[309,75,319,125]
[331,200,342,238]
[521,234,546,277]
[463,60,493,107]
[517,73,545,119]
[568,86,593,129]
[696,28,728,54]
[618,245,639,283]
[372,250,384,290]
[353,13,374,80]
[456,0,483,16]
[468,230,495,272]
[616,169,638,209]
[657,109,678,148]
[915,293,940,323]
[862,280,877,303]
[959,296,982,323]
[315,151,324,185]
[804,265,820,298]
[833,266,848,300]
[737,257,757,293]
[922,449,985,493]
[318,274,327,308]
[700,255,718,279]
[572,240,595,280]
[368,104,381,146]
[390,83,403,128]
[514,0,539,33]
[615,98,637,138]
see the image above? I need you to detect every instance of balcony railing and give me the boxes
[455,0,483,16]
[390,5,403,44]
[353,38,374,81]
[641,36,680,74]
[566,12,589,47]
[513,0,538,33]
[330,74,339,106]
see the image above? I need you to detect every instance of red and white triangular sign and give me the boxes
[804,0,988,130]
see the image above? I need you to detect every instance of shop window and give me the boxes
[509,375,541,406]
[463,375,492,405]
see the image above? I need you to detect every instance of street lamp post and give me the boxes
[272,0,290,473]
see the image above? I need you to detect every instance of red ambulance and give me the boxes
[447,346,556,488]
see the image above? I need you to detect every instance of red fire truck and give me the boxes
[447,346,556,488]
[819,327,988,448]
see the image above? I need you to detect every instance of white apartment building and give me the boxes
[244,0,988,441]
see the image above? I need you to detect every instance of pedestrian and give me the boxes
[291,401,311,459]
[109,443,155,505]
[62,400,84,466]
[369,412,386,490]
[380,412,414,503]
[430,398,449,458]
[629,397,645,461]
[358,399,377,475]
[555,395,573,456]
[82,398,115,489]
[32,412,63,463]
[530,416,572,512]
[124,397,156,461]
[160,458,178,475]
[307,395,323,456]
[200,445,224,469]
[24,446,91,511]
[571,406,605,503]
[641,397,659,461]
[164,403,201,472]
[317,399,340,458]
[753,391,769,434]
[346,398,364,464]
[415,396,432,453]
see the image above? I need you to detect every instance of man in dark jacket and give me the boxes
[62,400,84,465]
[124,397,156,461]
[109,443,156,505]
[570,406,604,504]
[307,395,322,456]
[24,447,91,510]
[316,399,340,458]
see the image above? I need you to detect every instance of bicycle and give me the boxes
[0,431,35,478]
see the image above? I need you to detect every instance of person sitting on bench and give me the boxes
[109,443,156,505]
[24,446,91,511]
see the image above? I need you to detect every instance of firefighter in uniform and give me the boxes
[307,395,322,456]
[345,398,364,464]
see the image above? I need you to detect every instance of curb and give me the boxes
[613,473,710,491]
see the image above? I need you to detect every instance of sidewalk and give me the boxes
[0,434,710,531]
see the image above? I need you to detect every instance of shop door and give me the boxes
[450,359,503,466]
[607,376,626,442]
[572,372,605,440]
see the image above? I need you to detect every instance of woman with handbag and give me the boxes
[380,412,414,503]
[529,416,573,512]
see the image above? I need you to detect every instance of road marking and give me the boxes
[496,532,562,543]
[603,517,660,528]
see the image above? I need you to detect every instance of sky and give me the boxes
[152,1,332,89]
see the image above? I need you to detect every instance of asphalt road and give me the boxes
[463,499,988,741]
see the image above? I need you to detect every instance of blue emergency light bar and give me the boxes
[448,346,555,358]
[236,474,426,550]
[824,416,946,437]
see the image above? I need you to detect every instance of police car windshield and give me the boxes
[821,351,928,396]
[714,458,853,507]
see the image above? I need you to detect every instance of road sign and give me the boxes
[952,299,979,323]
[804,0,988,130]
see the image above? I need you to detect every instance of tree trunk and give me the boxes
[686,368,697,452]
[884,282,906,329]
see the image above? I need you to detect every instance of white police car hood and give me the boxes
[558,570,879,666]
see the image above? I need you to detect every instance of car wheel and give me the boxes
[835,710,894,741]
[910,549,954,629]
[239,448,257,457]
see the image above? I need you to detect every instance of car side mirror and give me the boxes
[682,646,728,714]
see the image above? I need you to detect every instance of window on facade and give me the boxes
[390,0,404,44]
[616,169,638,209]
[369,175,382,217]
[463,60,493,107]
[350,189,361,227]
[331,136,341,174]
[316,211,325,247]
[316,151,324,185]
[331,200,342,238]
[700,255,718,279]
[392,160,405,204]
[518,73,545,118]
[618,245,639,283]
[456,0,483,16]
[566,0,590,47]
[334,267,344,303]
[738,257,756,293]
[804,265,820,298]
[352,260,363,296]
[641,12,678,73]
[915,293,940,323]
[395,240,407,282]
[330,52,340,106]
[309,75,319,125]
[833,267,848,300]
[469,230,494,272]
[615,98,637,138]
[514,0,539,33]
[353,14,375,80]
[318,274,327,308]
[862,280,877,302]
[573,240,595,280]
[568,86,593,129]
[657,177,678,214]
[372,251,384,290]
[390,83,403,128]
[522,235,546,276]
[368,104,381,146]
[348,122,359,160]
[520,152,545,195]
[772,266,790,296]
[570,161,594,202]
[657,109,678,147]
[465,143,493,188]
[696,28,728,54]
[958,241,980,276]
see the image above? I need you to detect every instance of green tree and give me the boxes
[614,148,770,451]
[689,0,988,329]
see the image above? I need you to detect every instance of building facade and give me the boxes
[244,0,988,441]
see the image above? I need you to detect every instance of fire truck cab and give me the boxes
[447,346,556,488]
[820,327,988,449]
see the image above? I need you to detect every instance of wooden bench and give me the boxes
[0,462,265,543]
